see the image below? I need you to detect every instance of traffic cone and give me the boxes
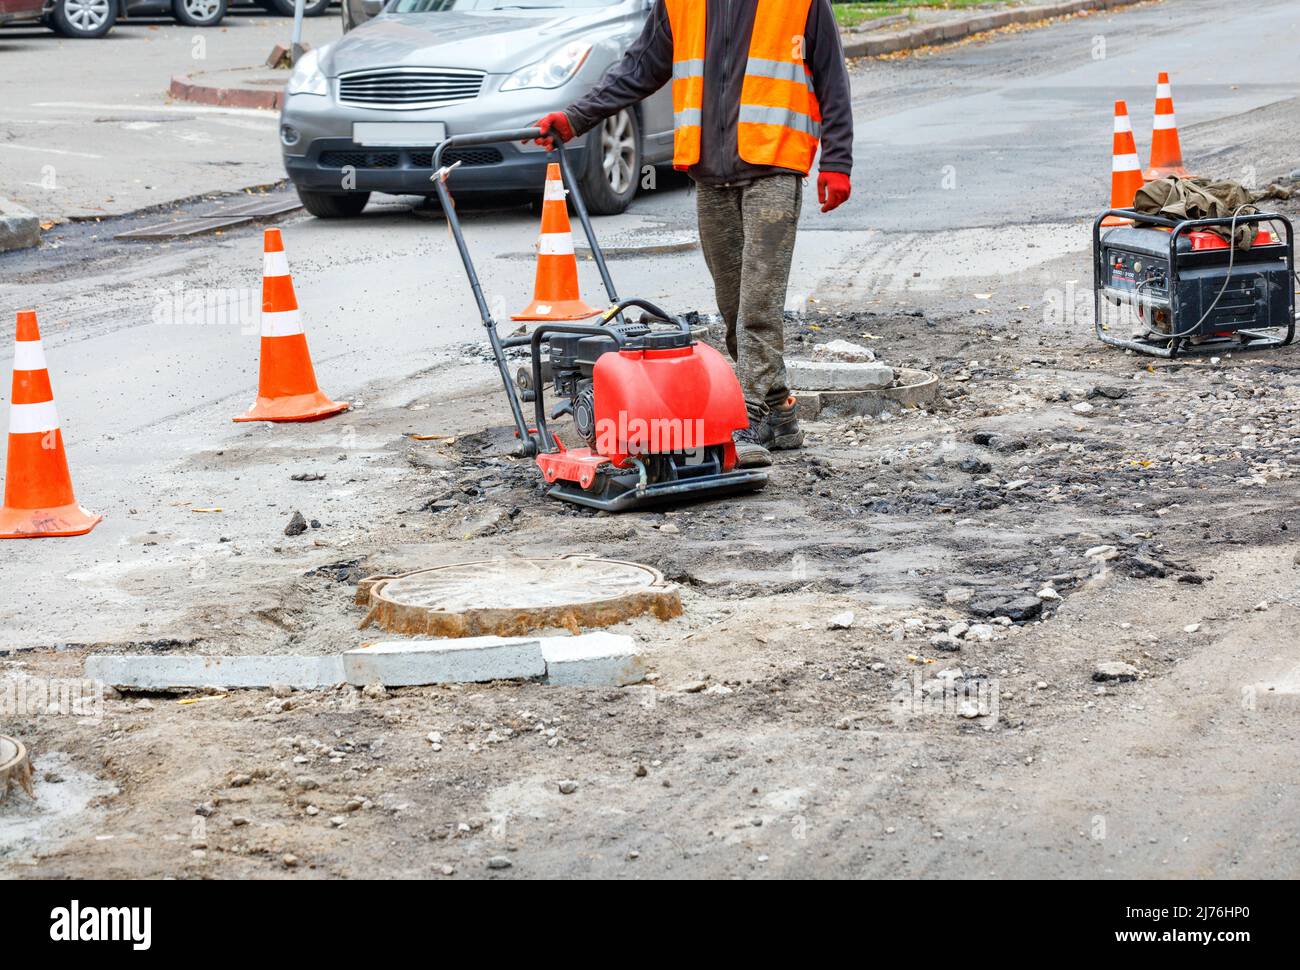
[1102,100,1145,227]
[513,163,600,321]
[1145,72,1190,180]
[233,228,349,423]
[0,311,101,539]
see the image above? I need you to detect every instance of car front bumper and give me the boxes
[279,85,593,197]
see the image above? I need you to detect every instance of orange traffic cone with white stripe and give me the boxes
[233,228,349,423]
[513,163,600,321]
[1145,71,1190,180]
[1102,100,1145,227]
[0,311,101,539]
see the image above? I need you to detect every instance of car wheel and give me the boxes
[50,0,115,38]
[297,190,371,219]
[173,0,225,27]
[577,107,641,216]
[260,0,330,17]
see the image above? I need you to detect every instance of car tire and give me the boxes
[49,0,115,38]
[173,0,226,27]
[576,107,641,216]
[297,190,371,219]
[259,0,330,17]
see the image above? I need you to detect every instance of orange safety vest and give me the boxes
[665,0,822,175]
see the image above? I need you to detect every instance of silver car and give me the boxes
[279,0,674,218]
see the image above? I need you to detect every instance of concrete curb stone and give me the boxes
[0,197,40,253]
[86,654,346,690]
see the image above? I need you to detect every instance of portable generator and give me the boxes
[430,127,768,513]
[1093,209,1296,357]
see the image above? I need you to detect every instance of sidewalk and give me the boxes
[838,0,1150,58]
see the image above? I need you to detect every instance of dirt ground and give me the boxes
[4,167,1300,878]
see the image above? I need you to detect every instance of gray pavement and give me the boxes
[0,10,340,221]
[0,0,1298,648]
[2,0,1300,883]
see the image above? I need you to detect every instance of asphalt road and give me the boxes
[2,0,1300,882]
[0,0,1298,644]
[0,9,340,220]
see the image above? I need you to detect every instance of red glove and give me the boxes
[817,171,851,213]
[528,112,574,146]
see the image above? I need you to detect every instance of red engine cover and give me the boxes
[592,341,747,466]
[1186,229,1273,250]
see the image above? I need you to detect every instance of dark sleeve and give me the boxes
[806,0,854,175]
[563,0,674,137]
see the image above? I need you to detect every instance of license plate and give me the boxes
[352,121,447,147]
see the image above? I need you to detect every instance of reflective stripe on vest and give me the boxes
[739,0,820,174]
[665,0,706,169]
[664,0,821,174]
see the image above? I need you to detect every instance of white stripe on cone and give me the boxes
[261,308,304,337]
[1153,114,1177,130]
[1113,117,1133,133]
[543,182,567,202]
[9,400,60,435]
[1157,83,1172,98]
[538,233,575,256]
[1113,154,1142,172]
[12,341,47,372]
[263,251,291,277]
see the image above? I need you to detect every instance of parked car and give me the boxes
[0,0,119,36]
[280,0,672,218]
[0,0,231,36]
[127,0,226,27]
[240,0,331,18]
[2,0,339,40]
[0,0,46,26]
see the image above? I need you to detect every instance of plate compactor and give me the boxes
[432,128,768,512]
[1093,208,1296,358]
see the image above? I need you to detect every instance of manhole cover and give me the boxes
[357,554,681,637]
[0,735,34,802]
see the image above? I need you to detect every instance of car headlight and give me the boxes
[500,41,592,92]
[287,48,329,97]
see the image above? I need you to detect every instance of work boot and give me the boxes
[733,414,773,469]
[768,396,804,451]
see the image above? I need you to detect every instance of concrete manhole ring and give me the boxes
[357,554,682,638]
[0,735,35,802]
[796,367,941,419]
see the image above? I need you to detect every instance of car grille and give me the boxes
[409,148,503,168]
[338,68,485,109]
[319,150,400,169]
[319,148,503,169]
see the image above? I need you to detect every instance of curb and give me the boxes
[841,0,1148,58]
[0,197,40,253]
[169,72,285,111]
